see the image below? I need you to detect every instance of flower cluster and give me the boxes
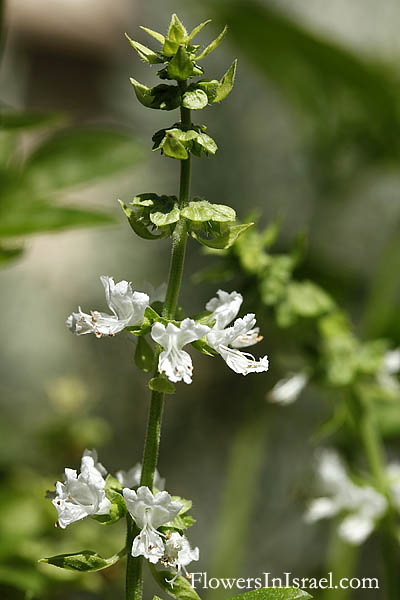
[67,278,269,384]
[304,450,388,545]
[51,450,198,579]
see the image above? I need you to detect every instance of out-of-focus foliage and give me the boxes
[212,1,400,187]
[0,375,124,599]
[0,111,142,266]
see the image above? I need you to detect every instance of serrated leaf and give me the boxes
[24,129,142,191]
[149,375,176,395]
[182,89,209,110]
[213,59,238,103]
[135,335,155,373]
[196,25,228,60]
[193,223,253,250]
[125,34,163,64]
[140,26,165,45]
[168,46,194,81]
[151,567,201,600]
[40,549,124,572]
[119,200,163,240]
[188,20,212,43]
[229,589,312,600]
[168,14,188,45]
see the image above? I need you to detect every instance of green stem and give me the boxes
[125,92,192,600]
[357,393,399,600]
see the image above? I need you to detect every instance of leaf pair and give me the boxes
[153,127,217,160]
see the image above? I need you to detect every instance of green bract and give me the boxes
[152,126,218,160]
[39,549,125,572]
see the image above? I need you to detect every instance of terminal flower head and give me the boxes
[207,312,269,375]
[162,532,199,585]
[116,463,165,490]
[305,450,387,545]
[66,276,149,338]
[123,486,182,563]
[52,450,111,529]
[151,318,210,384]
[268,372,308,405]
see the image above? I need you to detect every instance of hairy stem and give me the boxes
[125,92,192,600]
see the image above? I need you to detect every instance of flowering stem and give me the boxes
[125,93,192,600]
[357,393,399,600]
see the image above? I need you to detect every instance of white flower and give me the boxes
[377,348,400,393]
[305,450,387,545]
[52,451,111,529]
[66,276,149,338]
[387,463,400,512]
[207,313,269,375]
[116,463,165,490]
[162,532,199,584]
[151,318,210,384]
[123,486,182,564]
[268,372,308,405]
[206,289,243,329]
[82,448,107,477]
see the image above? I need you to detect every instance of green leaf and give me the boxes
[125,34,163,63]
[40,549,124,572]
[130,79,181,111]
[212,59,238,103]
[24,129,142,191]
[188,20,212,43]
[181,200,214,222]
[196,25,228,60]
[0,196,114,238]
[151,567,201,600]
[286,281,335,318]
[182,200,235,223]
[149,375,176,395]
[135,335,155,373]
[119,200,163,240]
[194,132,218,155]
[140,26,165,45]
[162,133,189,160]
[150,200,180,227]
[0,110,62,130]
[171,496,192,514]
[168,14,188,45]
[193,223,253,250]
[182,89,209,110]
[168,46,194,81]
[228,589,312,600]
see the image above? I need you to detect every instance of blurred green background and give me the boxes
[1,0,400,598]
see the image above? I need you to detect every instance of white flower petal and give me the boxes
[339,514,375,545]
[218,346,269,375]
[304,497,339,523]
[132,526,165,563]
[269,373,308,405]
[206,290,243,329]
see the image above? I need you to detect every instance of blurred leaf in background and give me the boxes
[0,112,143,266]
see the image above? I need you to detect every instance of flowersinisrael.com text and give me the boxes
[189,572,379,592]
